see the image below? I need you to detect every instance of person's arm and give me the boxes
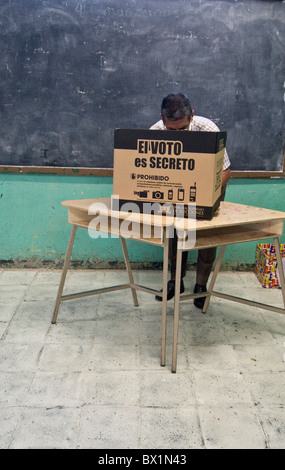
[222,167,231,187]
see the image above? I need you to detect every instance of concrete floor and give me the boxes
[0,268,284,449]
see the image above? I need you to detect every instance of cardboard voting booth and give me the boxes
[112,129,227,220]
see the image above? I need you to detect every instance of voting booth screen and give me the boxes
[112,129,226,220]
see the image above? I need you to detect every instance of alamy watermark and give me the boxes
[87,195,197,249]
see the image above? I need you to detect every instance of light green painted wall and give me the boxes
[0,173,284,269]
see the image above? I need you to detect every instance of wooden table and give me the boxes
[52,198,285,373]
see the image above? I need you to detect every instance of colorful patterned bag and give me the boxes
[254,243,285,288]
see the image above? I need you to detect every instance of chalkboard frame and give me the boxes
[0,159,284,178]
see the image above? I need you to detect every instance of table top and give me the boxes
[62,197,285,231]
[62,197,174,228]
[175,201,285,231]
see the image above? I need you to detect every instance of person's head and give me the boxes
[160,93,194,130]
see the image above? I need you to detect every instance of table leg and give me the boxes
[161,231,169,367]
[202,245,226,314]
[52,225,77,324]
[171,247,183,373]
[274,237,285,308]
[120,237,139,307]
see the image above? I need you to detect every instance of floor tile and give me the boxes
[0,270,37,285]
[9,406,80,449]
[193,370,253,405]
[243,371,285,407]
[233,344,285,373]
[140,406,204,449]
[84,370,140,406]
[140,370,196,407]
[0,406,23,448]
[76,405,140,449]
[199,404,268,449]
[26,371,85,407]
[0,342,44,371]
[257,406,285,449]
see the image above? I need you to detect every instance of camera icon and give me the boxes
[152,191,164,200]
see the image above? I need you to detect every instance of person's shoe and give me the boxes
[193,284,207,309]
[155,279,184,302]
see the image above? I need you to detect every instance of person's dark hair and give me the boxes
[161,93,192,121]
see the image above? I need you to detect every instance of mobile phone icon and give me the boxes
[189,182,196,202]
[178,188,184,201]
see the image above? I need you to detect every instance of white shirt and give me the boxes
[150,116,231,170]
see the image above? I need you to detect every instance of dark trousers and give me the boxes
[169,186,226,286]
[169,239,217,285]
